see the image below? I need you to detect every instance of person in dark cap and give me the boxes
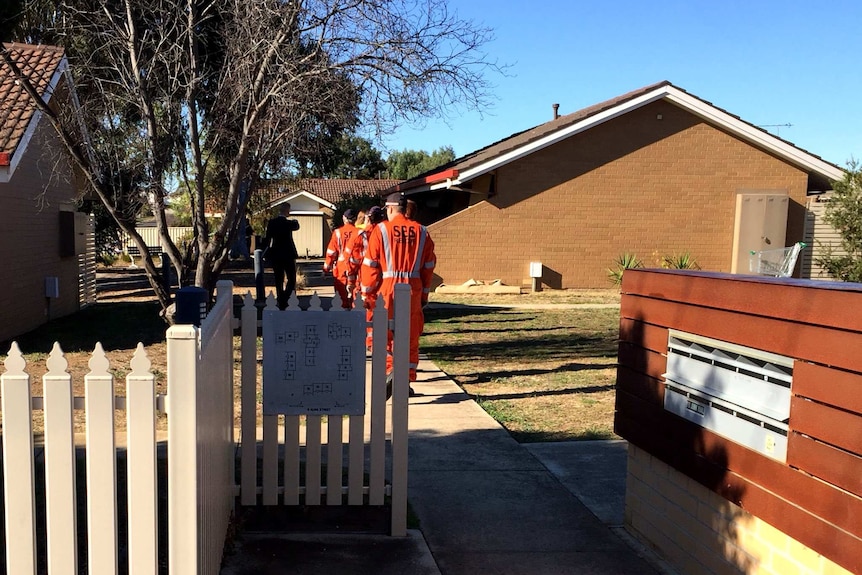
[360,192,436,397]
[262,202,300,309]
[323,208,359,308]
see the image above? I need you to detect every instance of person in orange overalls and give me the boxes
[324,209,359,309]
[346,206,386,349]
[360,193,436,396]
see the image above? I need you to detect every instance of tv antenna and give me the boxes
[758,123,793,137]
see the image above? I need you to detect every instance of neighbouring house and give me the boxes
[390,81,845,289]
[258,178,402,258]
[0,42,95,345]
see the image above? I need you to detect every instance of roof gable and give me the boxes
[0,43,66,173]
[398,81,844,193]
[260,178,404,208]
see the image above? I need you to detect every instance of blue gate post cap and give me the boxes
[175,286,208,326]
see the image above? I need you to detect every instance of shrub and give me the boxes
[662,252,701,270]
[607,253,643,285]
[816,162,862,282]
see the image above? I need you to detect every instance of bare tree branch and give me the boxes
[8,0,502,314]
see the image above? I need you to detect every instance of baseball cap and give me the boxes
[343,208,357,222]
[367,205,385,223]
[385,192,404,206]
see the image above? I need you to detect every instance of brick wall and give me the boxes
[0,120,80,344]
[627,444,853,575]
[429,100,809,289]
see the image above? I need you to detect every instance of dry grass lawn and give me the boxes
[1,265,623,442]
[422,293,621,442]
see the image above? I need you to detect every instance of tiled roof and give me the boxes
[0,43,65,165]
[259,178,404,207]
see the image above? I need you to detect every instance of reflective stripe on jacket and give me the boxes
[360,214,435,299]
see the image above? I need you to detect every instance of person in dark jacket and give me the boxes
[262,202,300,309]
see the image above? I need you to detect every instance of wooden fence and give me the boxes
[615,268,862,574]
[167,280,237,574]
[0,280,236,574]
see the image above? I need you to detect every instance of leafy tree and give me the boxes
[4,0,500,316]
[331,191,385,231]
[297,134,388,180]
[816,162,862,281]
[386,146,456,180]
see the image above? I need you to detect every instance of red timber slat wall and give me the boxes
[615,268,862,574]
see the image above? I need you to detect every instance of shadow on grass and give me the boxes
[423,305,508,322]
[422,333,617,363]
[471,383,616,401]
[455,361,611,385]
[0,301,166,354]
[511,428,617,442]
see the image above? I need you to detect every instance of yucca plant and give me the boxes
[607,253,643,285]
[662,252,701,270]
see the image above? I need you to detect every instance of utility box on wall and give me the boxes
[662,329,793,462]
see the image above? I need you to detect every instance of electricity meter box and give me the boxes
[662,329,793,462]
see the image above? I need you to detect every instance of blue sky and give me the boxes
[379,0,862,169]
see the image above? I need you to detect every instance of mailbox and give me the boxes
[662,329,793,462]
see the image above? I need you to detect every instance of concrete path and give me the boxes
[221,357,668,574]
[406,358,662,575]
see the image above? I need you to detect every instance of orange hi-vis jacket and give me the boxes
[360,214,435,302]
[346,224,376,288]
[360,213,435,380]
[324,223,358,279]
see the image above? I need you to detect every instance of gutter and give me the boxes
[391,168,459,193]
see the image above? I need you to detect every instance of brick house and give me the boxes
[0,43,94,344]
[392,81,845,289]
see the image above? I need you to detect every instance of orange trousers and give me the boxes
[380,288,424,381]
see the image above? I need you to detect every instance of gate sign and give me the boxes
[262,308,367,416]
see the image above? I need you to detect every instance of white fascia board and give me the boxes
[661,85,844,181]
[5,55,69,180]
[274,190,336,210]
[443,84,844,188]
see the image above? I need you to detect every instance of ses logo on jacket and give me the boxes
[392,226,417,246]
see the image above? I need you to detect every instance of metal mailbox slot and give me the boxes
[662,329,793,462]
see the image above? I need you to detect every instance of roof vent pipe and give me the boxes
[552,103,559,120]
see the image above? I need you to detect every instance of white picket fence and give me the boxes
[0,279,411,573]
[0,280,235,574]
[166,280,236,574]
[1,343,160,574]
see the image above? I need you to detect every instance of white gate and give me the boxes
[238,284,411,536]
